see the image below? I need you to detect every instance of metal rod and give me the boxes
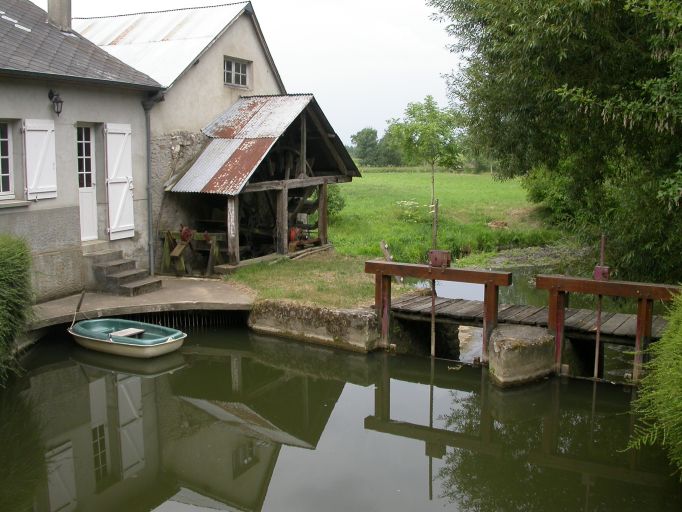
[593,234,606,379]
[430,199,439,358]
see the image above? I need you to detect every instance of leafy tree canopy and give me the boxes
[429,0,682,281]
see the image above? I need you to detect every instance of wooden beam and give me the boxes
[284,150,293,181]
[226,195,240,265]
[242,175,351,193]
[306,106,348,174]
[536,274,679,300]
[300,113,307,177]
[482,283,499,363]
[365,260,512,286]
[276,186,288,254]
[318,181,328,244]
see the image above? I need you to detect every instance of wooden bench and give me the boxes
[110,327,145,338]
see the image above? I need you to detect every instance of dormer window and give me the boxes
[224,57,248,87]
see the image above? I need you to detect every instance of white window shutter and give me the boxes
[105,123,135,240]
[24,119,57,200]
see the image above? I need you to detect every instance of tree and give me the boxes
[350,127,379,166]
[429,0,682,281]
[393,95,461,204]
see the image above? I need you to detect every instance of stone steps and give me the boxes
[85,249,162,296]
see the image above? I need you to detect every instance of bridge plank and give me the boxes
[498,305,528,321]
[652,317,668,338]
[392,294,425,308]
[524,307,550,326]
[413,297,452,314]
[450,301,484,320]
[564,310,595,330]
[576,312,614,332]
[613,316,637,337]
[439,299,480,317]
[599,313,632,335]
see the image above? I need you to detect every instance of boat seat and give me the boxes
[110,327,145,338]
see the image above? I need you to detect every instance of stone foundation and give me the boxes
[248,300,380,353]
[488,324,555,387]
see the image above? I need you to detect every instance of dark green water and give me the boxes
[1,327,680,511]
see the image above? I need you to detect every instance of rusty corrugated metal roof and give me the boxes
[172,94,359,196]
[204,94,314,138]
[172,137,276,195]
[72,2,248,88]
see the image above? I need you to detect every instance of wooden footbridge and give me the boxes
[390,294,669,345]
[365,261,680,381]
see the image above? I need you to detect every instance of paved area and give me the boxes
[31,277,256,331]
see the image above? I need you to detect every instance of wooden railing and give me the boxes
[365,260,512,360]
[535,275,680,381]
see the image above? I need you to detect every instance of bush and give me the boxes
[326,184,346,218]
[630,292,682,480]
[0,235,32,381]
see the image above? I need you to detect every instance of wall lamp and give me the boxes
[48,89,63,116]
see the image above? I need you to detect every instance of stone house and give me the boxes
[72,2,288,262]
[75,1,359,270]
[0,0,163,301]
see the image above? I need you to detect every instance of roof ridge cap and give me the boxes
[73,1,249,20]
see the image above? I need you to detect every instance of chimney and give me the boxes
[47,0,71,32]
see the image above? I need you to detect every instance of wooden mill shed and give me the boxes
[166,93,360,269]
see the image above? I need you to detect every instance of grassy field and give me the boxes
[330,169,560,263]
[225,170,566,306]
[226,253,411,307]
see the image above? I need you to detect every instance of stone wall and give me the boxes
[151,131,210,269]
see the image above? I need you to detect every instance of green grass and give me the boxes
[330,171,561,263]
[225,253,411,308]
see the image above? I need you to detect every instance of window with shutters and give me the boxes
[0,122,14,199]
[224,57,249,87]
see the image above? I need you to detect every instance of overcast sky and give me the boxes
[29,0,458,143]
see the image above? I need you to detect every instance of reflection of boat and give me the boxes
[71,346,187,377]
[68,318,187,358]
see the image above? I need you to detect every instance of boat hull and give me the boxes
[68,318,187,359]
[69,331,186,358]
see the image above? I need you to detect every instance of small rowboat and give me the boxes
[68,318,187,359]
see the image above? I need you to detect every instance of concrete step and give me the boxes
[84,249,124,265]
[108,268,149,287]
[94,258,136,276]
[81,240,111,255]
[119,277,163,297]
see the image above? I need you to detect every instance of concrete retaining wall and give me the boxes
[248,300,381,353]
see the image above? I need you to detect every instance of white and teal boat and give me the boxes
[68,318,187,359]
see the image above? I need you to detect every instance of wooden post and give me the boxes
[231,356,242,395]
[226,195,240,265]
[318,181,328,245]
[482,282,499,363]
[548,290,567,373]
[376,273,392,348]
[375,353,391,420]
[276,186,288,254]
[300,113,307,177]
[633,298,653,382]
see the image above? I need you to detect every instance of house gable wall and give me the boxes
[151,14,284,136]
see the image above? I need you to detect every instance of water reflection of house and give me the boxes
[22,362,162,512]
[17,348,342,512]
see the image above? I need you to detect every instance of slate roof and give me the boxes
[73,2,285,90]
[0,0,160,89]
